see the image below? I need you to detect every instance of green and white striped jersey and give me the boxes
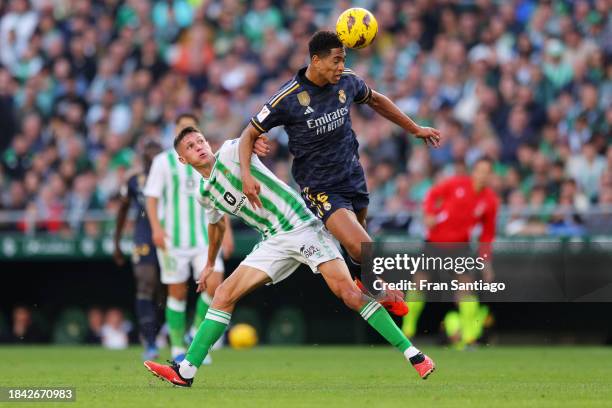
[144,149,209,249]
[198,139,316,238]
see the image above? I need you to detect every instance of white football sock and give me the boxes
[404,345,421,359]
[178,359,197,379]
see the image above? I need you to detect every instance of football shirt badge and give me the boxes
[297,91,311,106]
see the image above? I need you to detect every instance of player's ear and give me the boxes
[177,155,187,165]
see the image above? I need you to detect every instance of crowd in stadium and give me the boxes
[0,0,610,238]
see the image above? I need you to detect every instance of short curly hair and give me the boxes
[308,30,344,59]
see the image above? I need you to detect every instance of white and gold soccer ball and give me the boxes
[335,7,378,49]
[228,323,258,349]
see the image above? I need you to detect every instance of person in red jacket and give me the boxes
[403,157,499,347]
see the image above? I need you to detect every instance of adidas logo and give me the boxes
[304,106,314,115]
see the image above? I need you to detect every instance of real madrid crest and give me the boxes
[338,89,346,103]
[297,91,310,106]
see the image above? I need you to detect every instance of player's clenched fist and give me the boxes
[253,135,270,157]
[243,174,263,209]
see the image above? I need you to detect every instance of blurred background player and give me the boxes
[242,31,441,315]
[113,139,162,360]
[144,113,228,362]
[403,157,499,348]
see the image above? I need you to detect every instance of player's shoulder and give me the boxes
[341,68,365,82]
[267,78,301,108]
[216,139,239,160]
[341,68,358,77]
[151,149,171,165]
[124,169,141,184]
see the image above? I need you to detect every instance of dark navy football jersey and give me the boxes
[120,172,156,264]
[250,67,372,193]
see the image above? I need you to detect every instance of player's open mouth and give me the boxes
[200,152,207,158]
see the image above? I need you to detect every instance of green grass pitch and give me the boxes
[1,345,611,407]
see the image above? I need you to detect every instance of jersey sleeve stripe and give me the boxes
[271,83,300,107]
[355,86,372,104]
[250,118,266,133]
[268,80,297,105]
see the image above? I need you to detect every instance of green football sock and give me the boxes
[360,300,412,353]
[185,308,231,367]
[166,297,186,352]
[458,296,480,344]
[402,291,425,337]
[191,292,212,333]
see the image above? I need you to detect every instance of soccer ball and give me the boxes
[336,8,378,49]
[228,323,258,349]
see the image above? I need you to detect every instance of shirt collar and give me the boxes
[296,66,332,91]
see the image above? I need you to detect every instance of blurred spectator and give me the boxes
[566,143,606,202]
[0,0,609,239]
[3,305,46,343]
[85,307,104,344]
[101,308,132,350]
[504,189,547,236]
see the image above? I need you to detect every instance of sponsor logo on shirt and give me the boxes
[306,107,349,135]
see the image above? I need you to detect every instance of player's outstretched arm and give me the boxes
[198,217,226,293]
[367,90,441,147]
[238,123,263,209]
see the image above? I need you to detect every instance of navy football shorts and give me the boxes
[301,186,370,224]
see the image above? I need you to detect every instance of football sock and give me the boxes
[183,308,231,372]
[402,291,425,337]
[360,300,415,353]
[166,297,186,355]
[135,298,157,348]
[191,292,212,337]
[459,296,480,344]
